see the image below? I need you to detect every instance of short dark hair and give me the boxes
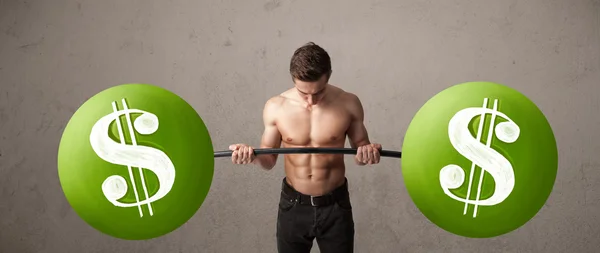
[289,42,331,82]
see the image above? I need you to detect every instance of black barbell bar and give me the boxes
[214,148,402,158]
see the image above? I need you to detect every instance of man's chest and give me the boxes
[276,106,351,146]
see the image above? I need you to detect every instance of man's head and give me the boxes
[289,42,332,105]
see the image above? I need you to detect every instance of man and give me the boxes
[229,42,382,253]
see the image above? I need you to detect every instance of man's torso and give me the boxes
[271,85,352,196]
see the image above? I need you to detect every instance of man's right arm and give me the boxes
[252,97,283,170]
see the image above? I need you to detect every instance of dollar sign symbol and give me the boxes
[439,98,520,218]
[89,98,176,217]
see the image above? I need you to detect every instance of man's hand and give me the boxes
[229,144,256,164]
[355,143,382,166]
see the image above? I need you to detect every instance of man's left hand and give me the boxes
[355,143,382,165]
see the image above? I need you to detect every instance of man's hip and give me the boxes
[279,177,352,207]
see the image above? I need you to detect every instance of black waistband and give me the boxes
[281,177,349,206]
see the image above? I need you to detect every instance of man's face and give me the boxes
[294,74,329,105]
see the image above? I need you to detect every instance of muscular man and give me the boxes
[229,42,381,253]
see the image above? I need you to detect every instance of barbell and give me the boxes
[213,147,402,158]
[57,82,558,241]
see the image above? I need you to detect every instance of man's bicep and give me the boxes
[346,93,371,148]
[260,98,282,149]
[347,119,370,148]
[260,124,282,149]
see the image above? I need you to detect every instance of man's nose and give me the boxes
[307,96,317,104]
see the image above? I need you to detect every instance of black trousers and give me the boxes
[276,177,355,253]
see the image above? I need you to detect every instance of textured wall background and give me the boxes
[1,0,599,252]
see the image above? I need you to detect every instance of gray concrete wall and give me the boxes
[1,0,599,252]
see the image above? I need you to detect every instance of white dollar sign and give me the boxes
[439,98,520,218]
[89,98,176,218]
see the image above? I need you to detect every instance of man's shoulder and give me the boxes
[327,84,358,99]
[327,85,360,106]
[265,94,287,106]
[263,94,288,115]
[266,88,298,106]
[327,86,362,117]
[341,91,360,104]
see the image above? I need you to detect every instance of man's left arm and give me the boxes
[345,93,381,165]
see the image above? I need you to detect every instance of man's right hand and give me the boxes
[229,144,256,164]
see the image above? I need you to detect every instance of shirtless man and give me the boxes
[229,42,381,253]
